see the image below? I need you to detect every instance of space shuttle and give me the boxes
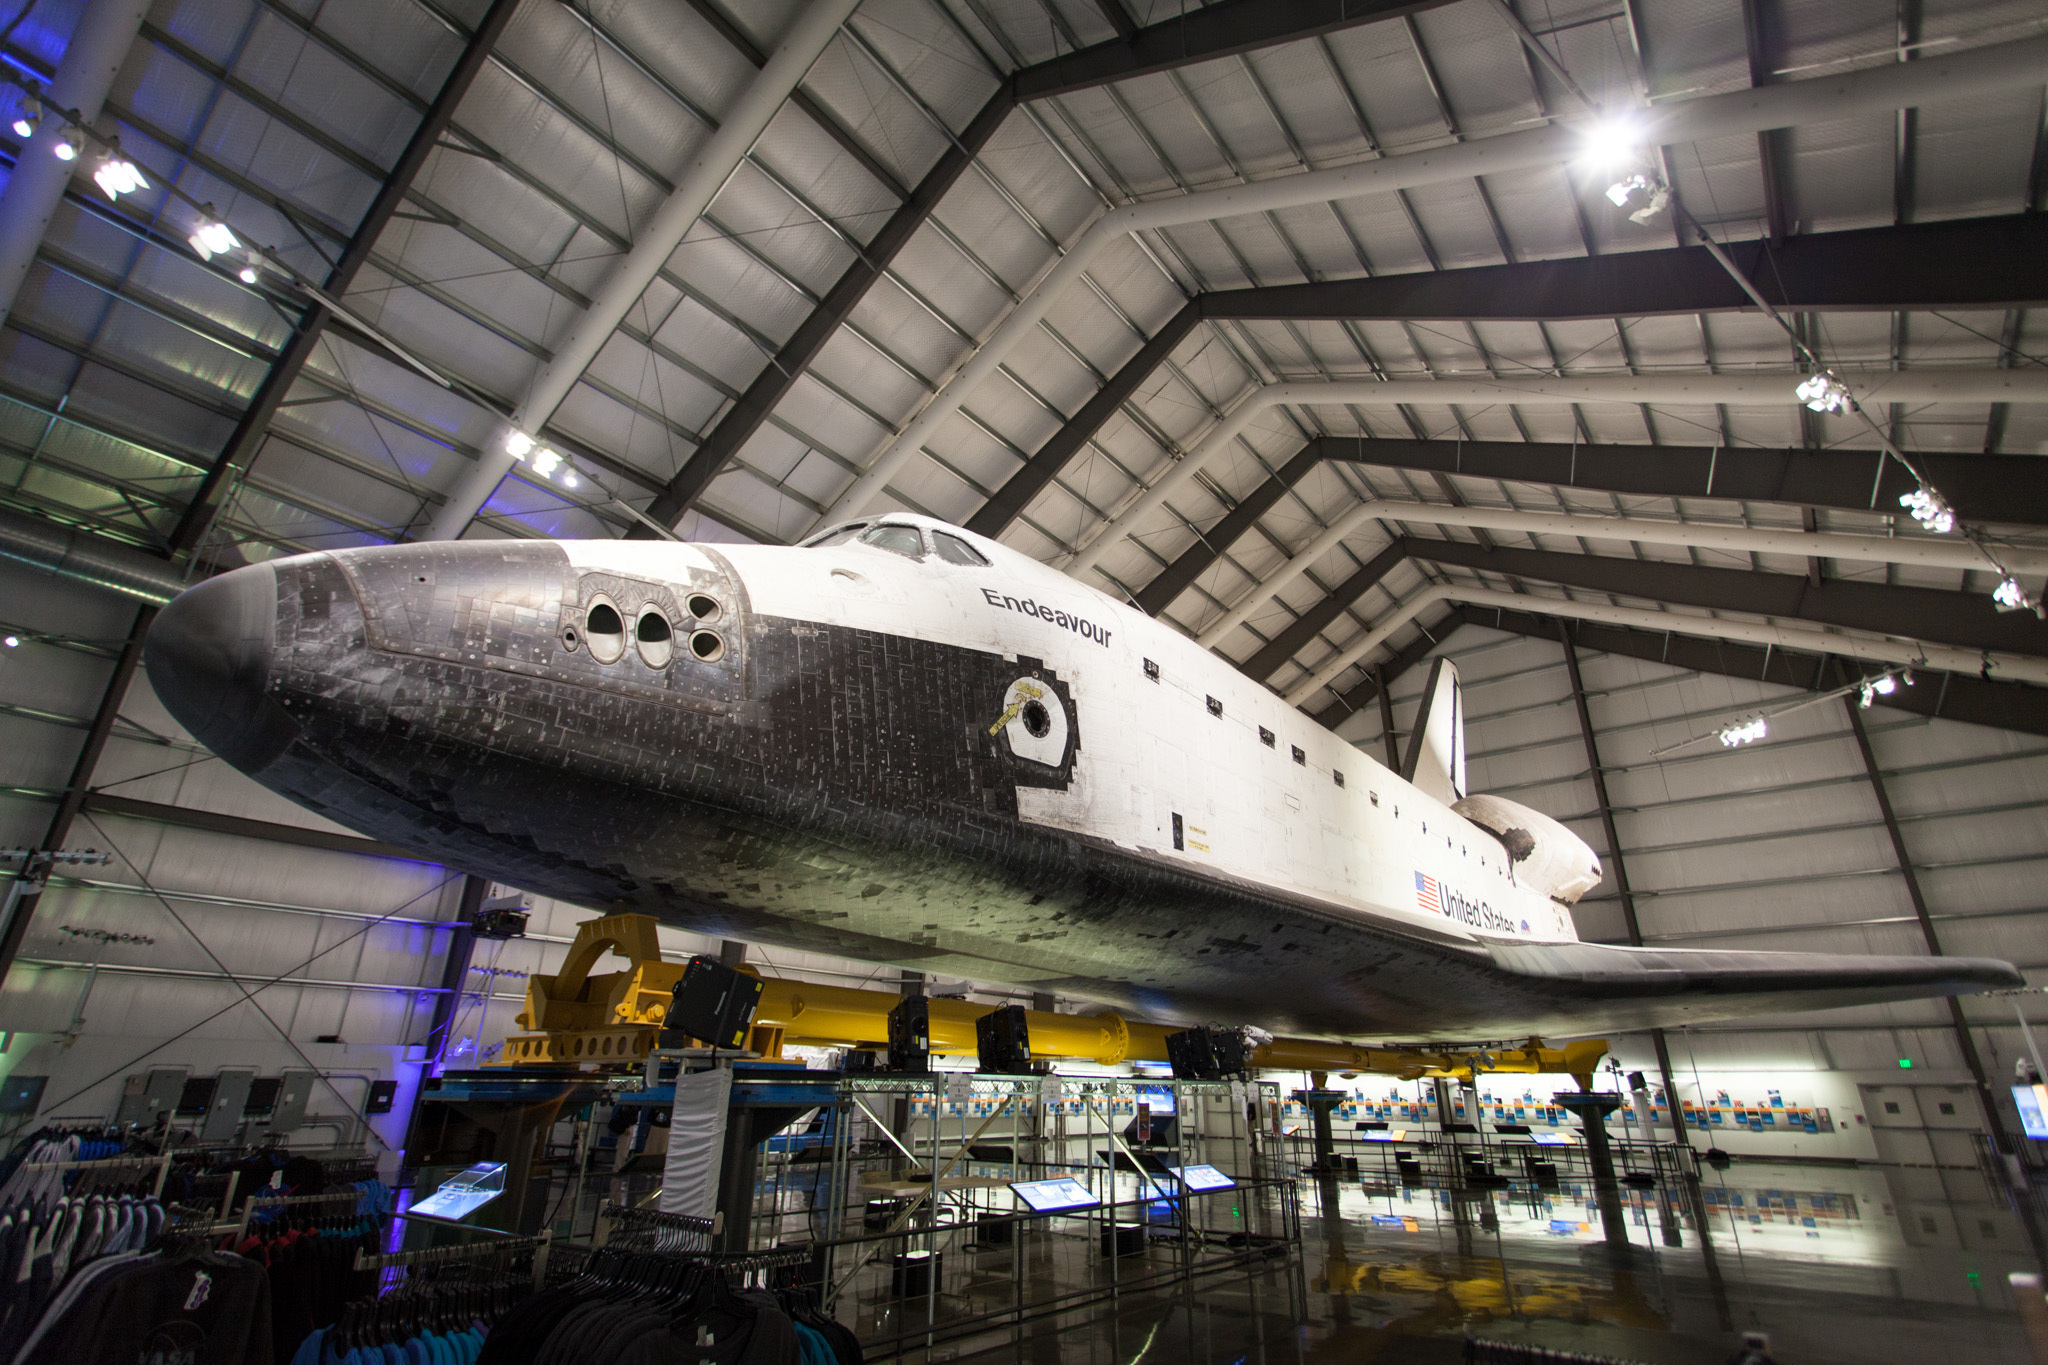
[142,513,2019,1044]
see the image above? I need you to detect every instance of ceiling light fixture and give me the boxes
[1993,576,2045,618]
[1717,715,1767,747]
[1795,372,1851,414]
[504,431,535,461]
[1857,675,1899,709]
[529,448,562,479]
[1603,170,1670,223]
[1656,664,1915,758]
[237,250,261,285]
[187,207,238,261]
[91,148,147,201]
[1899,485,1955,535]
[1575,115,1643,171]
[2,634,17,648]
[11,95,39,140]
[51,128,78,162]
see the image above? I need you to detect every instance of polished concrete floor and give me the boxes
[871,1158,2044,1363]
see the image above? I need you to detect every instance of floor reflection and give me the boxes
[926,1156,2037,1363]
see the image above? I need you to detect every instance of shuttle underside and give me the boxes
[144,538,2020,1044]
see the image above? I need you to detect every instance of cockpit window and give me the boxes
[860,524,925,559]
[804,521,867,548]
[932,531,990,566]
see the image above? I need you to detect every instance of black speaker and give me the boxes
[841,1049,880,1075]
[663,955,764,1050]
[975,1005,1030,1074]
[364,1080,398,1115]
[887,995,931,1074]
[1165,1026,1246,1080]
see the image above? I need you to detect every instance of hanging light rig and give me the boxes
[1576,115,1673,226]
[91,142,147,201]
[1717,715,1768,748]
[1586,133,2035,622]
[503,429,580,489]
[1653,667,1918,759]
[186,207,239,262]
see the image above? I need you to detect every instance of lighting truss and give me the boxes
[1650,666,1917,759]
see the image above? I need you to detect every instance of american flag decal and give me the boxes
[1415,871,1441,915]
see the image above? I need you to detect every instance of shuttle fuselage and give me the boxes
[142,514,2019,1042]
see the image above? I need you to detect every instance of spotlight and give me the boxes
[1899,486,1954,535]
[2,635,16,648]
[529,448,562,479]
[503,430,535,460]
[1603,171,1670,223]
[1717,715,1767,747]
[562,471,579,489]
[92,151,147,201]
[51,129,79,162]
[187,207,238,261]
[237,251,261,285]
[1993,576,2044,617]
[1872,675,1896,695]
[1795,372,1850,414]
[11,95,39,140]
[1575,114,1644,171]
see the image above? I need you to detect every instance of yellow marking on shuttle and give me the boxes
[987,680,1045,736]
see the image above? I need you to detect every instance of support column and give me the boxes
[1562,625,1732,1314]
[1840,690,2032,1168]
[1556,1090,1632,1256]
[1301,1070,1341,1174]
[420,876,487,1074]
[1374,667,1399,770]
[1557,627,1693,1148]
[0,605,151,988]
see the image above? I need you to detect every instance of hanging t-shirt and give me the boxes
[20,1249,271,1365]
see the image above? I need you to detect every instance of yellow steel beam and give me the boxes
[504,915,1607,1085]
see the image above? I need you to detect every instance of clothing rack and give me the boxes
[595,1201,716,1252]
[20,1151,173,1197]
[1465,1341,1649,1365]
[701,1246,816,1273]
[237,1187,364,1239]
[353,1231,551,1289]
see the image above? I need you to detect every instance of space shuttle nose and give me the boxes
[145,562,301,773]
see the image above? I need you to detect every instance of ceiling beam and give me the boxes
[1240,544,1407,681]
[1207,215,2048,322]
[1305,606,1466,730]
[643,0,1457,531]
[1011,0,1454,101]
[636,87,1018,531]
[1144,434,2048,617]
[166,0,522,557]
[965,303,1201,537]
[1237,532,2048,690]
[975,213,2048,539]
[1401,539,2048,660]
[1454,608,2048,741]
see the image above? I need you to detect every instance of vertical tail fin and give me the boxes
[1400,657,1465,804]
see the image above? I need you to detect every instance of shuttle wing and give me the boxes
[1473,938,2021,1038]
